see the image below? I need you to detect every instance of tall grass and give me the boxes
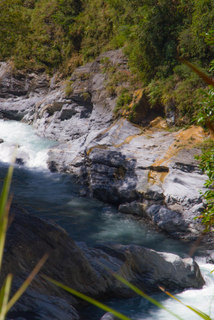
[0,164,48,319]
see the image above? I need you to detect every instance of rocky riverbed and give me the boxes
[0,50,213,319]
[3,208,205,320]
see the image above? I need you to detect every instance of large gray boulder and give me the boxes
[81,243,205,294]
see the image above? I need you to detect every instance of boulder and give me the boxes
[2,207,104,320]
[82,244,205,294]
[87,148,138,204]
[100,313,118,320]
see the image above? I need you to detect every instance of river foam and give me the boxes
[0,119,57,168]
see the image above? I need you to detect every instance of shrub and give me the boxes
[114,90,132,116]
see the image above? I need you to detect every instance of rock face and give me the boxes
[3,208,204,319]
[0,50,211,241]
[0,62,49,120]
[47,120,208,240]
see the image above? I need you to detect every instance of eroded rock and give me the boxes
[0,52,211,241]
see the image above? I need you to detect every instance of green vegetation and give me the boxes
[145,65,204,125]
[189,33,214,231]
[114,90,133,115]
[0,0,82,71]
[197,88,214,130]
[1,0,213,124]
[197,139,214,230]
[64,79,74,96]
[1,0,213,76]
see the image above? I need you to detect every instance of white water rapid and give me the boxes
[0,119,57,168]
[141,260,214,320]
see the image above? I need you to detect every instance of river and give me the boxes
[0,119,213,320]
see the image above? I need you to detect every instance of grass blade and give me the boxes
[43,275,132,320]
[0,274,13,320]
[6,254,48,312]
[179,58,214,87]
[112,274,184,320]
[0,163,14,271]
[159,287,212,320]
[0,165,14,221]
[0,198,11,271]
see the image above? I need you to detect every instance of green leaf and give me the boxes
[159,288,212,320]
[0,274,13,320]
[43,276,132,320]
[179,58,214,87]
[112,274,184,320]
[0,165,14,271]
[6,254,48,312]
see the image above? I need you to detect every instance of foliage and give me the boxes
[197,142,214,231]
[27,0,82,71]
[64,79,74,97]
[188,32,214,231]
[1,0,213,78]
[179,0,214,63]
[0,0,29,60]
[197,88,214,128]
[74,0,114,61]
[114,90,133,116]
[145,64,204,125]
[0,0,82,72]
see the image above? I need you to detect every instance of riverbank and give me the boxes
[0,50,214,319]
[0,51,213,241]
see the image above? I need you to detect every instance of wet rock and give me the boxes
[15,158,25,166]
[84,244,205,293]
[88,149,138,204]
[118,201,145,216]
[100,313,118,320]
[15,150,30,166]
[144,185,164,201]
[8,290,80,320]
[2,208,104,320]
[145,204,189,238]
[3,209,107,298]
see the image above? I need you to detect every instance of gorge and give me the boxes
[0,50,214,320]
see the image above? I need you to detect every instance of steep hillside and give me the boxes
[0,0,213,125]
